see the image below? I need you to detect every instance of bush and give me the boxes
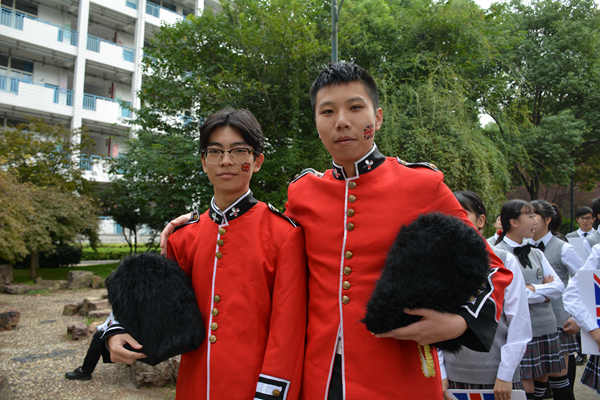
[81,246,151,260]
[15,245,82,268]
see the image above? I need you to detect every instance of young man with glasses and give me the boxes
[105,108,307,400]
[566,206,596,240]
[162,63,512,399]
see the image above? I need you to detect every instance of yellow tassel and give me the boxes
[417,344,436,378]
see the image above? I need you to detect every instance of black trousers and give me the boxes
[81,330,103,374]
[328,354,343,400]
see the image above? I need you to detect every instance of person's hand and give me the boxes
[107,333,147,364]
[543,275,554,284]
[160,213,192,255]
[590,328,600,352]
[563,318,580,335]
[373,309,467,345]
[442,378,451,400]
[526,285,535,292]
[493,378,512,400]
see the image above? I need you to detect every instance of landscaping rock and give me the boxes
[0,265,13,286]
[66,271,94,290]
[0,306,20,331]
[87,309,111,319]
[89,320,102,332]
[1,284,45,294]
[67,322,89,340]
[91,275,103,289]
[130,355,180,388]
[62,302,82,316]
[0,373,11,400]
[34,278,67,291]
[80,298,109,316]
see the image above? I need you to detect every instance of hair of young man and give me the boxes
[453,191,487,221]
[495,199,533,245]
[576,206,594,219]
[591,197,600,218]
[310,62,379,115]
[199,108,264,155]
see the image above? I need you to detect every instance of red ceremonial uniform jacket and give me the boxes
[285,145,512,400]
[167,190,307,400]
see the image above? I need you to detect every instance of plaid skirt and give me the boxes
[558,327,580,355]
[448,380,525,390]
[581,355,600,393]
[519,332,566,379]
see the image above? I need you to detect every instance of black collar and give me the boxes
[209,190,258,225]
[331,144,386,181]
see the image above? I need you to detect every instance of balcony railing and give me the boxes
[1,8,78,46]
[86,35,135,63]
[79,154,111,171]
[146,2,159,17]
[1,75,74,106]
[125,0,137,9]
[83,94,132,119]
[120,101,132,118]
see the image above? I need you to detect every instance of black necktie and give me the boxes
[534,241,546,252]
[514,245,533,269]
[584,232,588,237]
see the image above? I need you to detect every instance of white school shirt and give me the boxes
[563,244,600,333]
[502,237,564,304]
[530,231,584,278]
[578,227,596,238]
[438,251,532,382]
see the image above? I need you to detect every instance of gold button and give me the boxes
[342,295,350,304]
[215,252,223,259]
[217,239,224,246]
[218,228,226,235]
[469,296,475,302]
[212,308,219,316]
[344,251,353,260]
[210,322,218,330]
[272,389,281,397]
[347,209,355,217]
[209,335,217,343]
[346,223,355,231]
[343,267,352,275]
[342,281,351,290]
[214,295,221,303]
[348,181,356,189]
[348,195,356,203]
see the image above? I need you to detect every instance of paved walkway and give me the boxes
[75,260,121,266]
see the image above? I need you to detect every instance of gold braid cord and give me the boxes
[417,344,436,378]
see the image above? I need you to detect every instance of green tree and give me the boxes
[0,170,34,264]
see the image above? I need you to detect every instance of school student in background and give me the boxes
[566,206,596,239]
[441,191,531,400]
[530,200,584,397]
[488,213,503,246]
[583,198,600,256]
[494,200,569,400]
[562,243,600,395]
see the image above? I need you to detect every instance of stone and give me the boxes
[130,355,180,388]
[89,321,102,332]
[66,271,94,290]
[62,302,82,316]
[0,306,20,331]
[91,275,102,289]
[67,322,89,340]
[79,298,108,315]
[0,373,11,400]
[0,284,45,294]
[87,309,111,319]
[0,265,13,286]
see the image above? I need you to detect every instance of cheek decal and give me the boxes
[363,124,374,140]
[241,162,251,172]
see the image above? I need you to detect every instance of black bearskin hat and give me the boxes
[106,252,205,365]
[363,213,490,353]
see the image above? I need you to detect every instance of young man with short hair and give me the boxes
[566,206,596,239]
[162,63,512,399]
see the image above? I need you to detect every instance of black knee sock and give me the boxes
[548,374,575,400]
[534,380,547,400]
[526,393,535,399]
[568,354,576,396]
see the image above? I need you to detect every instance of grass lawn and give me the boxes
[13,263,120,285]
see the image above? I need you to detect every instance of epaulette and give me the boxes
[172,210,200,234]
[291,168,324,184]
[268,203,299,228]
[396,157,439,172]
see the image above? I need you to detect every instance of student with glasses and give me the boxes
[566,207,596,240]
[104,108,307,400]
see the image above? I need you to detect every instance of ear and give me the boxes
[253,153,264,172]
[509,218,519,229]
[201,155,207,173]
[374,108,383,131]
[476,214,486,231]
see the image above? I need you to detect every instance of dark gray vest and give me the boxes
[542,236,570,326]
[586,231,600,248]
[495,240,557,337]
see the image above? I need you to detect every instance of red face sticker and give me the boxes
[241,162,251,172]
[363,124,374,140]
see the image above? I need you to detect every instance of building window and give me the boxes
[0,55,33,82]
[1,0,38,17]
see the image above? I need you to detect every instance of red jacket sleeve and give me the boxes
[254,226,308,400]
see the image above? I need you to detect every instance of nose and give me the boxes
[335,110,350,131]
[219,151,235,165]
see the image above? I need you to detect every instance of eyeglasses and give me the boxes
[202,148,254,164]
[577,216,594,221]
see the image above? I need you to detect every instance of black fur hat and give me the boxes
[363,213,490,353]
[106,252,205,366]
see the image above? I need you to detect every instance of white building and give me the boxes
[0,0,219,241]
